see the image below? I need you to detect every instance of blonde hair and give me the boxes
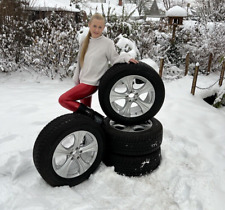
[79,13,105,67]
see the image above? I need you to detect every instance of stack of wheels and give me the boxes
[32,62,165,187]
[98,62,165,176]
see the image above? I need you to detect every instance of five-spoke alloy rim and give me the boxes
[109,75,155,118]
[52,130,98,179]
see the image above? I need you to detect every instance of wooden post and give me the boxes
[207,53,213,75]
[187,3,190,20]
[171,24,177,43]
[185,52,189,76]
[191,63,199,95]
[159,57,164,77]
[219,61,225,87]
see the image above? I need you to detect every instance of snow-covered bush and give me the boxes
[129,22,157,60]
[0,0,32,72]
[196,0,225,22]
[178,21,225,74]
[106,17,160,62]
[23,13,79,79]
[0,1,80,78]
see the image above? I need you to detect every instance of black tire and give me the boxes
[103,117,163,156]
[33,113,105,187]
[99,62,165,125]
[103,148,161,177]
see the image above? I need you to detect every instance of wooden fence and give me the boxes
[158,53,225,95]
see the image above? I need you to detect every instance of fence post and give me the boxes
[191,63,199,95]
[219,61,225,87]
[159,57,164,77]
[207,53,213,75]
[185,52,189,76]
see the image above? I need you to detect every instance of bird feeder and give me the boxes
[166,6,187,42]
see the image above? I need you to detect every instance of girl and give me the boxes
[59,13,138,123]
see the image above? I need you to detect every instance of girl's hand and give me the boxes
[129,58,139,64]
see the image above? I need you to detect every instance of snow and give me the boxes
[116,34,139,58]
[166,6,187,17]
[0,62,225,210]
[1,0,225,208]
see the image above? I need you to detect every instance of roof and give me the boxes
[28,0,79,12]
[166,6,187,17]
[143,0,165,18]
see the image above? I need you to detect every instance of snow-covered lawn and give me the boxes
[0,68,225,210]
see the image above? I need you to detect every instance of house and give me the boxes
[25,0,139,21]
[26,0,80,21]
[144,0,165,18]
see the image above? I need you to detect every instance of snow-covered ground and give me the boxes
[0,61,225,210]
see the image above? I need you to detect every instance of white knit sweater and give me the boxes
[73,35,132,86]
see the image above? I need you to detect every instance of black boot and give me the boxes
[76,103,104,124]
[76,103,94,118]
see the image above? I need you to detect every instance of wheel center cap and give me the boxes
[129,93,135,98]
[71,149,80,158]
[128,92,138,102]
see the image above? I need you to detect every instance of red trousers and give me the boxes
[58,83,98,112]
